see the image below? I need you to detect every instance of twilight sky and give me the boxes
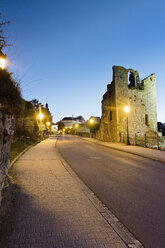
[1,0,165,122]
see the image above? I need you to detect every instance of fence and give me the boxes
[122,132,165,150]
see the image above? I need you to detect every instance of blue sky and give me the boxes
[1,0,165,122]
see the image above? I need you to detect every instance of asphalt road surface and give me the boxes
[57,135,165,248]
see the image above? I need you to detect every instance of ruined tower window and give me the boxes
[110,111,112,121]
[145,114,149,126]
[128,72,135,88]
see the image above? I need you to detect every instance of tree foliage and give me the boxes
[57,121,65,131]
[0,69,24,115]
[30,99,44,110]
[0,13,11,50]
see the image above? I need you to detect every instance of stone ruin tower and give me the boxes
[99,66,157,144]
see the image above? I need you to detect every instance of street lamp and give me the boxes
[46,121,51,134]
[0,53,7,69]
[124,106,130,145]
[38,110,44,141]
[39,113,44,120]
[46,121,50,126]
[75,123,79,135]
[90,119,94,124]
[89,118,94,137]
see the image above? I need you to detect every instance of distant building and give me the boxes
[52,124,58,133]
[99,66,157,144]
[61,116,85,127]
[76,123,90,134]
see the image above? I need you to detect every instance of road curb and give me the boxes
[82,137,165,164]
[56,143,144,248]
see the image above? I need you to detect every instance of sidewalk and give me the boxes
[0,136,142,248]
[83,138,165,163]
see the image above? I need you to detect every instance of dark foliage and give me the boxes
[0,13,11,49]
[30,99,43,110]
[0,70,24,115]
[158,122,165,136]
[57,121,65,130]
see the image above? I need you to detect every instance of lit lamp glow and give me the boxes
[75,123,79,135]
[38,107,44,141]
[38,113,44,120]
[124,106,130,114]
[0,57,6,69]
[89,118,94,137]
[46,122,50,126]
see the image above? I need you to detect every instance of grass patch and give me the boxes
[10,141,28,162]
[10,139,38,162]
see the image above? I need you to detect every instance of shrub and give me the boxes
[0,69,24,115]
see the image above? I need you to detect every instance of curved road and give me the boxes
[57,135,165,248]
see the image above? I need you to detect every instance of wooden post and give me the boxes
[135,133,137,146]
[157,134,160,150]
[145,134,147,147]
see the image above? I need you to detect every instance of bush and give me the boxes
[0,69,24,115]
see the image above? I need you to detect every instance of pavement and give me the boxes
[83,137,165,163]
[0,135,144,248]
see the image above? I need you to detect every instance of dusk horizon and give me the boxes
[1,0,165,123]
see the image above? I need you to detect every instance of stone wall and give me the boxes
[99,66,158,146]
[0,111,14,205]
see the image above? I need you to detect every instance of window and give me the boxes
[110,111,112,121]
[145,114,149,126]
[128,72,135,88]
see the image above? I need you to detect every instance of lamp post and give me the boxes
[75,123,79,135]
[124,106,130,145]
[89,118,94,137]
[38,108,44,141]
[46,121,50,135]
[0,52,7,69]
[69,126,72,134]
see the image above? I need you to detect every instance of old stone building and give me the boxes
[99,66,157,144]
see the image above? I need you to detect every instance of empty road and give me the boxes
[57,135,165,248]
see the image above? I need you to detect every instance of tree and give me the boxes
[0,69,23,115]
[30,99,42,110]
[0,13,11,50]
[57,121,65,131]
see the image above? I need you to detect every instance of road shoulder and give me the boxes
[82,137,165,163]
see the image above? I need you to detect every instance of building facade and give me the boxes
[61,116,85,127]
[99,66,157,144]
